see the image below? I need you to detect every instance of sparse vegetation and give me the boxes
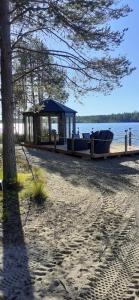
[31,181,47,206]
[31,167,48,206]
[0,148,48,216]
[17,169,47,205]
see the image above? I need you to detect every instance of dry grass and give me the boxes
[0,147,48,217]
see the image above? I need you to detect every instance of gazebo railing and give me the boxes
[51,129,139,158]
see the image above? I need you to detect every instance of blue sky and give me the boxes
[66,0,139,116]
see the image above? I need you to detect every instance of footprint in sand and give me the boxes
[33,270,46,276]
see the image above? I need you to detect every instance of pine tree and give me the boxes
[0,0,17,186]
[13,37,69,113]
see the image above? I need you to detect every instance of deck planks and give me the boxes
[21,142,139,159]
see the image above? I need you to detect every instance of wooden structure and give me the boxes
[23,99,76,145]
[22,141,139,160]
[22,129,139,159]
[22,106,139,159]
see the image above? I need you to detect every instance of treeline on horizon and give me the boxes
[76,112,139,123]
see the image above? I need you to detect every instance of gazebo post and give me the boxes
[73,114,76,135]
[48,115,51,143]
[33,114,41,144]
[59,113,66,144]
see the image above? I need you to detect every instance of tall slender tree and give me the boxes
[13,37,69,113]
[0,0,17,185]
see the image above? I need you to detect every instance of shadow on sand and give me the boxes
[1,187,34,299]
[26,148,139,195]
[14,147,139,299]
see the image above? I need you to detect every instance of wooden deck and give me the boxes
[22,142,139,159]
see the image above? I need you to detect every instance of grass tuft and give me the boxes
[31,181,47,206]
[0,167,48,207]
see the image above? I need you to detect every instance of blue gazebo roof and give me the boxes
[39,99,77,114]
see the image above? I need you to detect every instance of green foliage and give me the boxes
[0,167,48,207]
[0,169,3,179]
[77,112,139,123]
[0,171,31,218]
[11,0,134,98]
[95,234,103,241]
[31,181,47,206]
[33,166,46,183]
[17,172,32,185]
[19,167,48,205]
[13,37,69,113]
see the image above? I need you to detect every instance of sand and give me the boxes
[1,147,139,299]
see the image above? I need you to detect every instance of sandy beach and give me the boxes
[1,148,139,299]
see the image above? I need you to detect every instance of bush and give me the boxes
[0,165,48,207]
[31,181,47,206]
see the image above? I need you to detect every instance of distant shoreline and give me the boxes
[77,112,139,123]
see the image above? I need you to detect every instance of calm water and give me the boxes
[77,122,139,134]
[0,122,139,145]
[77,122,139,145]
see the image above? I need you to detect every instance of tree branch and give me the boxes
[10,6,33,24]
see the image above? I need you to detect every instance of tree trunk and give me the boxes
[29,57,35,107]
[0,0,17,185]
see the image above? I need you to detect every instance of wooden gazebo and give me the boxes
[23,99,77,145]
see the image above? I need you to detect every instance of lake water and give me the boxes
[77,122,139,146]
[77,122,139,134]
[0,122,139,145]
